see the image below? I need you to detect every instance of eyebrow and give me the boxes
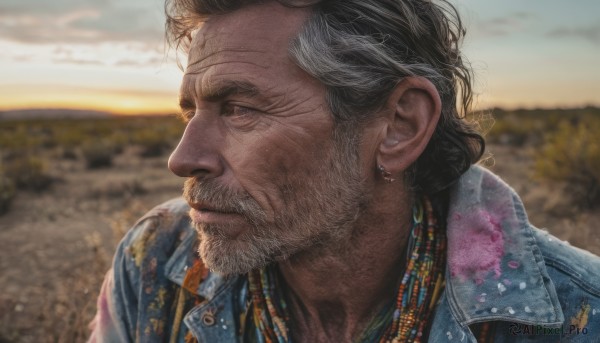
[203,80,260,101]
[179,79,261,111]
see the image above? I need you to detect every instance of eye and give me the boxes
[221,104,257,119]
[179,109,195,123]
[178,98,196,123]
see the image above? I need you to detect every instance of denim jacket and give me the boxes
[89,166,600,342]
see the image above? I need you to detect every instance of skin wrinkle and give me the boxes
[167,0,486,194]
[182,22,326,124]
[186,38,270,69]
[186,59,269,79]
[190,58,269,75]
[167,2,436,342]
[228,138,280,221]
[202,80,260,102]
[254,125,331,217]
[181,74,317,123]
[259,84,318,115]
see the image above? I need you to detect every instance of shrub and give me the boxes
[109,200,149,243]
[535,121,600,208]
[0,126,42,151]
[107,132,129,154]
[133,128,172,158]
[485,111,543,146]
[3,155,54,192]
[55,127,86,149]
[0,171,16,215]
[82,140,116,169]
[61,147,79,160]
[482,108,600,147]
[90,179,147,199]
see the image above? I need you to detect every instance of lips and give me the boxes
[187,201,244,226]
[189,201,236,214]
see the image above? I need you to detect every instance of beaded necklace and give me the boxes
[245,197,447,343]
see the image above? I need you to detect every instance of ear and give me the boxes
[377,77,441,175]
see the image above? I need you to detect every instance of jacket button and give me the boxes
[202,312,216,326]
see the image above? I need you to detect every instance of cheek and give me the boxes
[226,126,333,212]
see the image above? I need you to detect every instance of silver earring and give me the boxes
[377,164,396,183]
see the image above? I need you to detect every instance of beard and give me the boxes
[183,127,369,276]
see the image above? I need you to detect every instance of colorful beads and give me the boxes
[245,197,447,343]
[379,197,446,343]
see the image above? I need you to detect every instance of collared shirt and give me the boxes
[88,166,600,342]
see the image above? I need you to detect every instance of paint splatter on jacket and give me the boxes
[88,166,600,342]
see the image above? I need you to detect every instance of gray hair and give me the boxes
[165,0,485,196]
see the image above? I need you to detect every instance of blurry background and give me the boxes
[0,0,599,341]
[1,0,599,113]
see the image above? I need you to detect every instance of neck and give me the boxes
[277,186,414,343]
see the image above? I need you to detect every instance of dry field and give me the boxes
[0,112,598,342]
[0,146,183,342]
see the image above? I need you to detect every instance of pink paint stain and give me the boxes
[89,271,117,333]
[448,209,505,282]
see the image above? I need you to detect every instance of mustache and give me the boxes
[183,178,267,224]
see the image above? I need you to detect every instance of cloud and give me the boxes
[0,37,169,69]
[0,0,110,16]
[0,0,165,45]
[475,12,533,37]
[547,25,600,45]
[0,1,178,68]
[114,56,166,67]
[51,57,104,66]
[46,42,167,67]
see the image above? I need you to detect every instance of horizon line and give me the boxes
[1,104,599,117]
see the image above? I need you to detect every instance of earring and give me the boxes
[377,164,396,183]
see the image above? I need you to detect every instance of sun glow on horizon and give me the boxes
[0,84,180,115]
[0,0,599,115]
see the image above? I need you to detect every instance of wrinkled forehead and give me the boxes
[187,1,312,69]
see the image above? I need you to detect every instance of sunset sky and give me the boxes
[0,0,598,115]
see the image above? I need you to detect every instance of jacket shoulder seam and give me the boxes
[542,255,600,297]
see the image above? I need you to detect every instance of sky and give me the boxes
[0,0,598,115]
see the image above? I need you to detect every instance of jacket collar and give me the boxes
[163,220,240,300]
[163,166,565,326]
[444,165,564,326]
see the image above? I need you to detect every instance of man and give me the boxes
[89,0,600,342]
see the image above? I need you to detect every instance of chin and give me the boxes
[195,221,324,275]
[196,223,274,275]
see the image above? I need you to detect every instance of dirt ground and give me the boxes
[0,143,598,342]
[0,148,183,342]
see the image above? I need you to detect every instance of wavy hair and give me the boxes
[165,0,485,196]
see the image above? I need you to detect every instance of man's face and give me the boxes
[169,2,370,275]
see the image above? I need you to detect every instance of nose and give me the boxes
[168,116,224,179]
